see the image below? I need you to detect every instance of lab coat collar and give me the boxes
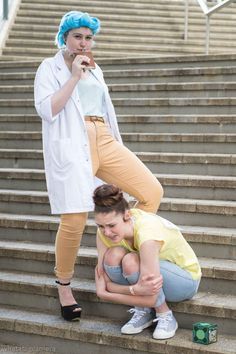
[54,50,71,86]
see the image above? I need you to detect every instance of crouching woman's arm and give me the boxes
[95,271,162,308]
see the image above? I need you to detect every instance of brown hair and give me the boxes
[93,184,129,214]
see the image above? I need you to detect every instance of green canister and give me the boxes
[192,322,218,345]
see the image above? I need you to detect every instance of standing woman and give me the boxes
[34,11,163,321]
[94,184,201,340]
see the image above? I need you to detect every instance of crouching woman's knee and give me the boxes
[103,246,128,267]
[122,252,140,276]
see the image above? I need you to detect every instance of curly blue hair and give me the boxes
[55,11,101,48]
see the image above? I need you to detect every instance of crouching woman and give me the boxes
[94,184,201,340]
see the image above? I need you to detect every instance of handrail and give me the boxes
[185,0,235,54]
[2,0,9,20]
[0,0,20,55]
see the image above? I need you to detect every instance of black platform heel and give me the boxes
[55,280,82,321]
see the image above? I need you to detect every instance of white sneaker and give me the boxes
[121,307,155,334]
[153,310,178,340]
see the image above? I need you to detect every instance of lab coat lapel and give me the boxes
[54,51,71,87]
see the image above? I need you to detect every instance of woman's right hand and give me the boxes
[134,274,163,296]
[71,54,90,79]
[50,53,92,117]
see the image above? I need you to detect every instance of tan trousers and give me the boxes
[55,121,163,279]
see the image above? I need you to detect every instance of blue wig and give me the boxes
[55,11,101,48]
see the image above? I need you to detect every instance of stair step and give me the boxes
[0,270,235,335]
[98,54,236,70]
[0,189,50,215]
[0,72,35,85]
[13,19,236,37]
[0,131,42,150]
[1,53,236,72]
[0,114,42,131]
[5,36,209,50]
[2,66,236,85]
[0,114,235,134]
[104,67,236,84]
[15,8,236,26]
[1,97,236,115]
[6,33,236,51]
[15,7,199,20]
[6,28,187,41]
[157,174,236,200]
[4,57,236,70]
[2,46,205,59]
[1,304,235,354]
[123,132,236,154]
[159,197,236,228]
[2,51,233,62]
[137,152,236,176]
[0,168,235,200]
[0,149,43,169]
[109,82,236,98]
[0,168,47,191]
[9,21,236,41]
[5,32,232,51]
[113,97,236,115]
[2,82,236,100]
[117,115,236,133]
[0,131,235,153]
[0,149,235,175]
[0,213,235,259]
[18,0,210,14]
[0,189,235,226]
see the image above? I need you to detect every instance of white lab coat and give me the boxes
[34,50,122,214]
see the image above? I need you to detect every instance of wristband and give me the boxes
[129,286,135,295]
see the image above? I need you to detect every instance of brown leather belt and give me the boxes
[84,115,104,123]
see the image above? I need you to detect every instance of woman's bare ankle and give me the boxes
[56,278,77,307]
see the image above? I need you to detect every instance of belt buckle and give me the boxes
[94,116,103,123]
[85,115,103,123]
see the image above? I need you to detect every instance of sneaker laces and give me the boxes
[127,308,146,325]
[153,313,172,330]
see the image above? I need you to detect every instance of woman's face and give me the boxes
[65,27,94,54]
[95,211,130,243]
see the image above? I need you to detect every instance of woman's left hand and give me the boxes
[135,274,163,296]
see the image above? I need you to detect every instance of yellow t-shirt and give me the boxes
[98,209,201,280]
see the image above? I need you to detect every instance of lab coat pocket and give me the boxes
[51,138,74,170]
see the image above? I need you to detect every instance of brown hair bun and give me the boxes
[93,184,129,214]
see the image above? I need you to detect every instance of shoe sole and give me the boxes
[121,319,154,335]
[153,322,178,340]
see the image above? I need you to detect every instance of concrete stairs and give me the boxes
[0,0,236,352]
[0,52,236,352]
[1,0,236,60]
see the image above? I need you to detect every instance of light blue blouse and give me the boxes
[77,71,106,118]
